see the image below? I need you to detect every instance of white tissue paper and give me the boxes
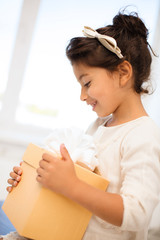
[0,232,27,240]
[44,127,98,172]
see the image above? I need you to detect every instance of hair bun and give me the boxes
[113,12,149,42]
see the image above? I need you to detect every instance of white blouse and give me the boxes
[83,116,160,240]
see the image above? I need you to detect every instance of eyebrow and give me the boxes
[79,73,89,81]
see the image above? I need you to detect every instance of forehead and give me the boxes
[72,64,89,82]
[73,63,98,82]
[72,63,112,82]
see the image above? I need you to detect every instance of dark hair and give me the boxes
[66,11,155,94]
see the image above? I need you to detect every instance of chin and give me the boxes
[97,111,111,118]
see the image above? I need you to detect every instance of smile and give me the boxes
[89,101,97,111]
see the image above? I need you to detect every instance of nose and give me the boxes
[80,87,87,101]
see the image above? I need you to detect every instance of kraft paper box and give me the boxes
[2,143,109,240]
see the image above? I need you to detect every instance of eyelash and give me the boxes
[84,81,91,88]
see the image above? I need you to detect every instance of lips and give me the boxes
[87,101,97,110]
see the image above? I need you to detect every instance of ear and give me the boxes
[118,60,133,87]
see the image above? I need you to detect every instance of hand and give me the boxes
[36,144,79,197]
[6,162,23,192]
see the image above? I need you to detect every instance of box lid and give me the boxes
[22,143,109,190]
[22,143,56,169]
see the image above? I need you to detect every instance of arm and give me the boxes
[66,177,123,226]
[36,144,124,227]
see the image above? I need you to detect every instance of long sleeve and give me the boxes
[120,124,160,231]
[83,116,160,240]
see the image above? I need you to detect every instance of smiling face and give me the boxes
[73,63,127,118]
[73,62,148,126]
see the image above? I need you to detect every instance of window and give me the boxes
[0,0,23,110]
[0,0,160,145]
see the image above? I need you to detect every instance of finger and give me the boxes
[36,174,42,183]
[60,144,71,161]
[7,179,18,187]
[39,159,49,169]
[10,172,21,181]
[13,166,22,175]
[36,167,45,177]
[42,153,57,163]
[36,168,45,184]
[7,179,15,185]
[6,186,13,193]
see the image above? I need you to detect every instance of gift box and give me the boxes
[2,143,109,240]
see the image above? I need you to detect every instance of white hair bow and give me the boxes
[82,26,123,59]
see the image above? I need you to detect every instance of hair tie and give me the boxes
[82,26,123,59]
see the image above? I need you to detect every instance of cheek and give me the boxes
[88,86,101,98]
[87,89,93,97]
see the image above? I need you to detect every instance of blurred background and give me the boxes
[0,0,160,237]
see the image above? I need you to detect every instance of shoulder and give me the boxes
[124,117,160,142]
[121,117,160,157]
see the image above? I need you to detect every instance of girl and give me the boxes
[5,11,160,240]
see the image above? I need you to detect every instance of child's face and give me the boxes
[73,63,127,118]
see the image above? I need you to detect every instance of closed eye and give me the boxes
[84,81,91,88]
